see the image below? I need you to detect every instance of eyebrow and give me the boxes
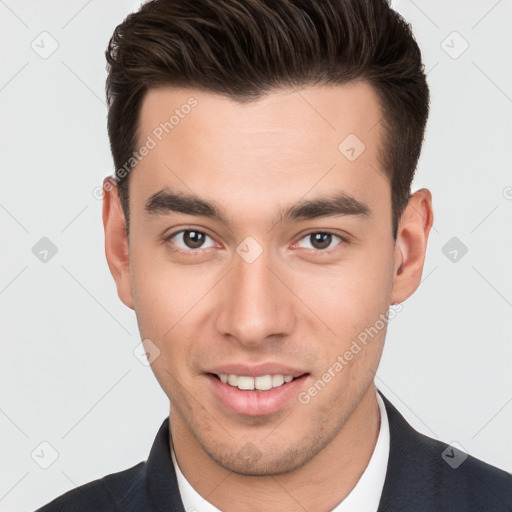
[144,188,370,227]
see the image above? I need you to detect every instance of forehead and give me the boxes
[138,81,383,154]
[130,82,389,225]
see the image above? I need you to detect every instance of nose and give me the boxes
[214,248,297,348]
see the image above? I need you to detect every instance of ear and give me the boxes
[102,177,134,310]
[391,188,433,304]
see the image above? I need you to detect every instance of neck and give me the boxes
[171,385,381,512]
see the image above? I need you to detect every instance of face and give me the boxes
[105,82,427,476]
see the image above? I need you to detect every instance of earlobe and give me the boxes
[102,178,134,310]
[390,188,433,305]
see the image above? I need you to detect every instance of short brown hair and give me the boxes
[105,0,429,238]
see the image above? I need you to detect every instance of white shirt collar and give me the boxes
[171,391,389,512]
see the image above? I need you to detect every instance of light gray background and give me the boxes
[1,1,511,510]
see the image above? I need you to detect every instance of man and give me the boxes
[36,0,512,511]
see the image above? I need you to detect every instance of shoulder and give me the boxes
[416,427,512,507]
[34,462,147,512]
[34,417,185,512]
[379,392,512,511]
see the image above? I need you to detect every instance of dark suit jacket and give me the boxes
[35,392,512,511]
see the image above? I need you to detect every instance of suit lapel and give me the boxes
[146,417,187,512]
[377,392,439,512]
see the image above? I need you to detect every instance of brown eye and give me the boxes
[296,232,342,252]
[167,230,216,251]
[310,233,332,250]
[183,230,206,249]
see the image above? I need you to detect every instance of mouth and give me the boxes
[212,373,297,391]
[205,368,310,416]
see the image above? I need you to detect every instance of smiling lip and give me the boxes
[204,363,309,416]
[206,363,306,378]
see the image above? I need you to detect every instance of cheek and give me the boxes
[130,245,203,336]
[295,248,394,341]
[129,247,227,379]
[130,263,199,404]
[129,253,193,369]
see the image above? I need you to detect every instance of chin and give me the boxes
[199,433,328,477]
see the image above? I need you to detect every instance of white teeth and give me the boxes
[255,375,272,390]
[217,373,296,390]
[272,374,285,387]
[237,376,255,390]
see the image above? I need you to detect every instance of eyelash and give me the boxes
[163,229,346,256]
